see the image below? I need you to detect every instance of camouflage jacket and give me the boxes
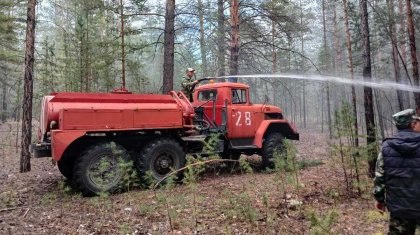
[373,152,385,203]
[181,76,196,97]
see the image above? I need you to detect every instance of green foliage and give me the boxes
[272,139,300,191]
[41,192,58,205]
[274,139,298,173]
[307,209,339,235]
[221,191,261,223]
[0,190,19,208]
[239,157,253,174]
[0,0,24,121]
[202,133,222,154]
[331,101,364,195]
[108,143,140,192]
[296,159,324,169]
[183,155,206,185]
[365,210,388,222]
[57,179,73,194]
[118,159,139,192]
[142,170,158,189]
[138,202,157,215]
[117,222,131,234]
[90,191,113,212]
[34,0,154,94]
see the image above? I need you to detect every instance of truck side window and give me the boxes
[198,90,217,101]
[232,89,247,104]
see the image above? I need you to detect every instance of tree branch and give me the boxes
[241,40,321,74]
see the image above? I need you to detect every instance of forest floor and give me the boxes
[0,122,390,234]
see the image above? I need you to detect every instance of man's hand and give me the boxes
[375,201,386,213]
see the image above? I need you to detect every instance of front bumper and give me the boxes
[30,142,51,158]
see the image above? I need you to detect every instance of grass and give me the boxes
[365,210,388,222]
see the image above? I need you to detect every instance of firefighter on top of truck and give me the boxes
[181,68,198,101]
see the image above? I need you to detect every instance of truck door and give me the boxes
[228,88,255,142]
[195,89,224,126]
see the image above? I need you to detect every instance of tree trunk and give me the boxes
[79,19,83,92]
[375,91,385,140]
[321,91,324,132]
[120,0,126,89]
[1,80,6,123]
[20,0,36,173]
[322,0,332,138]
[360,0,377,178]
[272,20,276,73]
[271,17,278,117]
[387,0,404,110]
[333,0,341,75]
[399,0,410,108]
[406,0,420,109]
[162,0,175,94]
[198,0,208,77]
[398,0,407,66]
[84,11,90,92]
[217,0,225,77]
[229,0,239,82]
[343,0,359,149]
[300,0,306,128]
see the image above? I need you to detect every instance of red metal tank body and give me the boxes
[41,92,194,138]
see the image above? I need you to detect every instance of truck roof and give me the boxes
[196,82,250,90]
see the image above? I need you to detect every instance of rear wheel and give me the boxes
[73,142,130,196]
[136,138,185,184]
[260,132,284,170]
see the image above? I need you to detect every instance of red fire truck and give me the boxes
[32,79,299,195]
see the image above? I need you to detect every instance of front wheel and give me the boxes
[73,142,131,196]
[260,132,284,170]
[136,138,186,184]
[57,156,74,179]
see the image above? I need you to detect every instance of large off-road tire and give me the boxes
[73,142,130,196]
[136,138,185,184]
[260,132,284,170]
[57,157,74,179]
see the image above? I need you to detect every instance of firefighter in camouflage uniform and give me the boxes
[374,109,420,235]
[181,68,198,101]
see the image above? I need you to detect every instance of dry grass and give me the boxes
[0,125,388,234]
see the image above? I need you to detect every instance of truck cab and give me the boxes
[191,81,299,154]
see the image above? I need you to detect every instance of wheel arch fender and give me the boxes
[51,130,87,162]
[253,120,300,148]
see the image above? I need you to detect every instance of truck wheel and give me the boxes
[73,142,130,196]
[57,157,74,179]
[136,138,185,183]
[261,132,284,170]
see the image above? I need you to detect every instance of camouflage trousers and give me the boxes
[389,214,420,235]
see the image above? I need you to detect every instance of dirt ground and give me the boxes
[0,122,389,234]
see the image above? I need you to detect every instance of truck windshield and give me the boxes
[232,89,247,104]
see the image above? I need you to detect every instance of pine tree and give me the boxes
[20,0,36,173]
